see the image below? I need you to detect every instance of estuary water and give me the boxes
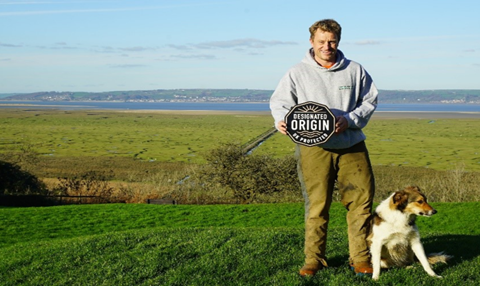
[1,101,480,113]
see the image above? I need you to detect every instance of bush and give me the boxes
[177,144,480,204]
[52,170,115,198]
[190,143,299,203]
[0,160,47,195]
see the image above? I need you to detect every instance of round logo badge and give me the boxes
[285,101,336,147]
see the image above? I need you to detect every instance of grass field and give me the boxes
[2,108,479,203]
[2,109,480,171]
[1,202,479,285]
[0,109,273,163]
[258,117,480,172]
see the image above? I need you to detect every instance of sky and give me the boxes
[1,0,479,93]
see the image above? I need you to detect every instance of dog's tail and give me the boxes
[427,252,453,265]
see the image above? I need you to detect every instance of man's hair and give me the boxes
[309,19,342,42]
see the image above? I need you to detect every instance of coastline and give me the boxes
[2,102,480,118]
[119,110,480,119]
[106,109,480,119]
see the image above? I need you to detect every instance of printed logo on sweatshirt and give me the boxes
[339,86,353,90]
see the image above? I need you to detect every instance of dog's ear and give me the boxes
[393,191,406,204]
[404,185,426,200]
[393,191,408,210]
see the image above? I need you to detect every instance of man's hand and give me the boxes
[335,116,348,134]
[277,120,287,135]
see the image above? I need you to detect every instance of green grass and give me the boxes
[0,203,307,247]
[1,203,479,285]
[365,118,480,171]
[2,109,480,171]
[259,117,480,171]
[0,109,274,163]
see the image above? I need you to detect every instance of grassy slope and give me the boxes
[1,203,479,285]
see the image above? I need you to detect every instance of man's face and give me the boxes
[309,29,338,66]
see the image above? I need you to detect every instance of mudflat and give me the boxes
[2,103,480,119]
[119,109,480,119]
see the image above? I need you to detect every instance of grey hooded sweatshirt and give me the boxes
[270,48,378,149]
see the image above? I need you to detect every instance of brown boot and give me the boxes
[352,261,373,277]
[299,263,325,277]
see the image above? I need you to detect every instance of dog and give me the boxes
[368,186,451,280]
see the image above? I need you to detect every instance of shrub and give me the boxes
[190,143,299,203]
[179,145,480,204]
[0,160,47,195]
[51,170,115,202]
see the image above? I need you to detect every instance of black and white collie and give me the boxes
[368,186,451,280]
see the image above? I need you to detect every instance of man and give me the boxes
[269,19,378,276]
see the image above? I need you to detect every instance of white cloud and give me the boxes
[170,54,217,60]
[167,44,191,51]
[119,46,154,52]
[0,2,232,16]
[108,64,148,68]
[354,40,381,45]
[0,42,22,47]
[194,38,297,49]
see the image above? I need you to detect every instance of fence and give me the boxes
[242,127,277,154]
[0,195,108,207]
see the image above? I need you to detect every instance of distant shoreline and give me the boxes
[2,104,480,119]
[120,110,480,119]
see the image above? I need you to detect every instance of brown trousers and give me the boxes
[296,141,375,266]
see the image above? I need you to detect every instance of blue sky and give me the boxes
[1,0,479,93]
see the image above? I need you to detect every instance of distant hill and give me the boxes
[3,89,480,104]
[3,89,271,103]
[0,93,19,99]
[378,90,480,104]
